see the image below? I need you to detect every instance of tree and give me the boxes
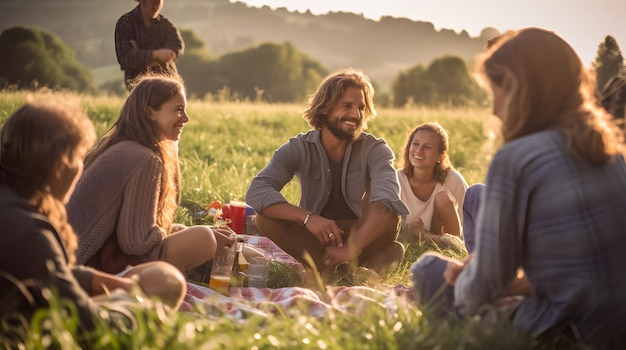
[392,65,430,107]
[592,35,625,96]
[217,42,327,102]
[177,29,219,99]
[178,34,328,102]
[0,26,93,91]
[392,55,487,107]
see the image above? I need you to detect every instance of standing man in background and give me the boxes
[115,0,184,89]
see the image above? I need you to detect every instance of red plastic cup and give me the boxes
[228,200,247,234]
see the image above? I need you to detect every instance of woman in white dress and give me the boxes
[396,122,467,242]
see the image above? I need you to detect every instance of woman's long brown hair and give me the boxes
[85,74,184,232]
[477,28,623,165]
[0,99,96,266]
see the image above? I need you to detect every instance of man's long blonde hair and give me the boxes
[303,68,377,130]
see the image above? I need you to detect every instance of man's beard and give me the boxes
[325,116,362,141]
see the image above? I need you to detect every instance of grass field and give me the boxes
[0,91,550,349]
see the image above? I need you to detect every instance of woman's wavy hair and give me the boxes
[476,27,623,165]
[85,73,184,232]
[303,68,377,130]
[401,122,453,183]
[0,99,96,266]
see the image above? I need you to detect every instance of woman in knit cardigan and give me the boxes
[1,99,186,342]
[67,74,235,274]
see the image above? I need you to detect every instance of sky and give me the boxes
[232,0,626,66]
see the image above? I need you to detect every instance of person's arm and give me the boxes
[72,258,140,297]
[367,141,409,216]
[88,269,135,296]
[148,17,183,66]
[245,140,299,216]
[351,141,407,250]
[161,16,184,58]
[114,15,152,70]
[352,201,397,250]
[444,254,471,286]
[115,151,166,259]
[325,142,407,264]
[445,256,531,296]
[150,48,176,65]
[353,141,409,245]
[17,227,99,331]
[263,203,346,247]
[454,150,526,316]
[247,138,346,247]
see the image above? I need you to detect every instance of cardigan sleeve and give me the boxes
[115,151,166,260]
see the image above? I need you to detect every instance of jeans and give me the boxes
[462,183,485,254]
[410,253,455,317]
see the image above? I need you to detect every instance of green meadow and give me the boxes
[1,91,549,349]
[0,90,498,216]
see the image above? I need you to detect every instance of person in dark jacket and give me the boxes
[0,99,187,344]
[115,0,185,88]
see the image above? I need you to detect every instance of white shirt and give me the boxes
[396,169,467,232]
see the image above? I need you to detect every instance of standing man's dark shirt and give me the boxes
[115,3,184,88]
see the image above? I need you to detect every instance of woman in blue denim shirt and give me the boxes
[412,27,626,347]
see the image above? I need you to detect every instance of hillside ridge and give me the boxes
[0,0,499,89]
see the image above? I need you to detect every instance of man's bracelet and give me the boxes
[303,212,313,226]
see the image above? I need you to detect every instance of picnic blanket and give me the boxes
[179,234,415,319]
[240,234,302,269]
[181,282,415,320]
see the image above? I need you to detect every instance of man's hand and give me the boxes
[323,243,359,266]
[304,214,344,247]
[152,48,176,64]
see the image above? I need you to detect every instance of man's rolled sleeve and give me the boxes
[246,143,296,213]
[367,141,409,216]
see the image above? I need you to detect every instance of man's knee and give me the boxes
[255,214,285,239]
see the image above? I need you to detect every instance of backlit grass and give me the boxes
[0,91,550,349]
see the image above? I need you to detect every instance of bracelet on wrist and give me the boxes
[303,212,313,226]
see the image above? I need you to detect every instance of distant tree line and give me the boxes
[593,35,626,96]
[0,26,93,92]
[1,26,624,109]
[392,55,488,107]
[593,35,626,127]
[177,30,326,103]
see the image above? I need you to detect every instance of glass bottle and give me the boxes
[230,237,248,287]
